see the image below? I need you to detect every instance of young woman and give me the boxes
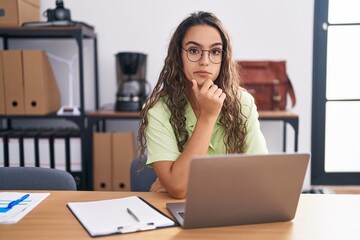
[138,11,268,199]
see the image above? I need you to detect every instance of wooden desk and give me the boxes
[1,191,359,239]
[258,110,299,152]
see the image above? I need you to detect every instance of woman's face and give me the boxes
[181,24,223,87]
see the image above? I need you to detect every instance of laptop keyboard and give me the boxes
[178,211,185,219]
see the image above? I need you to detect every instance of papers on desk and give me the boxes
[68,196,176,236]
[0,192,50,224]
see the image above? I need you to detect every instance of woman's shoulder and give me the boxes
[148,96,171,117]
[238,88,256,106]
[236,88,257,117]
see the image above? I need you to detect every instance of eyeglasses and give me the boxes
[182,46,224,64]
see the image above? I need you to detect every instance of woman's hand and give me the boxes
[191,79,226,119]
[150,178,167,192]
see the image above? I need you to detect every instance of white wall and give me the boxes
[39,0,314,188]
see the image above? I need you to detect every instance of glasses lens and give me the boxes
[209,49,223,64]
[187,47,202,62]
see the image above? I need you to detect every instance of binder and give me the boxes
[0,131,6,167]
[53,131,67,171]
[0,0,40,27]
[22,130,37,167]
[68,130,82,172]
[2,50,25,114]
[37,131,51,168]
[93,132,112,191]
[0,51,5,114]
[67,196,176,237]
[112,132,136,191]
[22,50,61,115]
[8,132,22,167]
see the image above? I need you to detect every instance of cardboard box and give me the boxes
[23,50,61,115]
[93,132,112,191]
[0,0,40,26]
[112,132,136,191]
[2,50,25,114]
[0,52,5,114]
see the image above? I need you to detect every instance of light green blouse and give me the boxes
[145,90,268,166]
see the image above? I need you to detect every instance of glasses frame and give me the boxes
[182,47,225,64]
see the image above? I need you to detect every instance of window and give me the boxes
[312,0,360,184]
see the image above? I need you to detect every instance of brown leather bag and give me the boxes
[237,61,296,111]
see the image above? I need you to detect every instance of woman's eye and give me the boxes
[211,49,222,55]
[189,48,200,54]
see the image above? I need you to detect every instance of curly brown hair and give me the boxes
[137,11,247,159]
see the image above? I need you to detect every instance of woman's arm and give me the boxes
[151,79,225,199]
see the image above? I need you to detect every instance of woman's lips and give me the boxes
[195,71,211,77]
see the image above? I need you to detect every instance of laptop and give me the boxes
[167,153,310,229]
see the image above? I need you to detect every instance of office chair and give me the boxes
[0,167,77,190]
[130,157,157,192]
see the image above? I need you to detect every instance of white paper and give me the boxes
[0,192,50,224]
[68,196,175,236]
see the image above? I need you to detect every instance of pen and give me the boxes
[7,194,30,209]
[127,207,140,222]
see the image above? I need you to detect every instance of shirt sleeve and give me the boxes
[240,91,269,154]
[145,101,181,166]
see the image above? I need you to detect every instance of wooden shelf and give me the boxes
[86,110,140,118]
[258,110,298,119]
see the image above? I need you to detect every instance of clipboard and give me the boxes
[67,196,177,236]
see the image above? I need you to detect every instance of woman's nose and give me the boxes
[199,51,210,65]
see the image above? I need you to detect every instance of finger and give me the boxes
[208,84,220,94]
[201,79,214,92]
[191,79,199,95]
[219,92,226,102]
[213,88,223,98]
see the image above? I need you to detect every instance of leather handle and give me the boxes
[287,75,296,108]
[272,80,281,110]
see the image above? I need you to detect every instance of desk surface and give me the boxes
[1,191,359,240]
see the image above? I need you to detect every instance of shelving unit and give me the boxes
[0,26,99,190]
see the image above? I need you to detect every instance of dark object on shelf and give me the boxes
[115,52,150,112]
[45,0,71,22]
[22,0,94,31]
